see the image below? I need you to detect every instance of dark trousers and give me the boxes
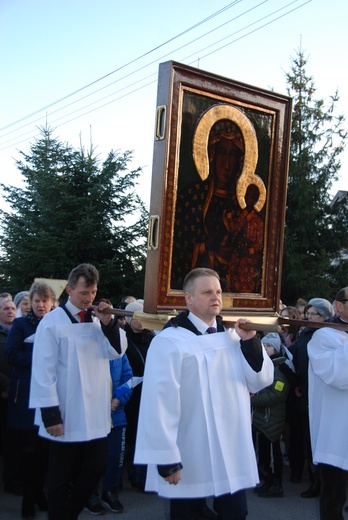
[257,433,283,483]
[170,489,247,520]
[319,463,348,520]
[287,395,305,480]
[103,426,126,491]
[1,426,22,492]
[47,437,108,520]
[20,429,48,503]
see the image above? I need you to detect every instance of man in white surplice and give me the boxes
[134,268,273,520]
[29,263,127,520]
[308,286,348,520]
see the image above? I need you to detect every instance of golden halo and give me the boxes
[192,104,266,212]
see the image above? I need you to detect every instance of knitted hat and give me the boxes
[261,332,281,353]
[307,298,334,320]
[125,300,143,325]
[14,291,30,308]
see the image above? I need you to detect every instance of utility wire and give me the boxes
[188,0,311,63]
[0,0,311,151]
[56,0,310,127]
[0,1,241,133]
[0,0,267,142]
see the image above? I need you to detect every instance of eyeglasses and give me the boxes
[306,311,319,318]
[337,299,348,304]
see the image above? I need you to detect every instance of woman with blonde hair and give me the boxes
[6,281,56,518]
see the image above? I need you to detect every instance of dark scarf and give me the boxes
[27,309,42,327]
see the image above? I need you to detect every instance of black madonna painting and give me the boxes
[171,99,268,294]
[144,61,292,314]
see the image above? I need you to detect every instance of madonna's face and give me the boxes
[213,138,241,189]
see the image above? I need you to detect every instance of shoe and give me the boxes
[200,503,220,519]
[21,496,36,518]
[101,490,124,513]
[84,495,106,515]
[301,481,321,498]
[258,483,284,498]
[254,475,274,494]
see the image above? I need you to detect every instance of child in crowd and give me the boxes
[252,332,295,498]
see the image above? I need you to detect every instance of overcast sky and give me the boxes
[1,0,347,208]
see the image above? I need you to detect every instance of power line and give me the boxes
[42,0,305,129]
[0,0,267,144]
[0,1,241,133]
[187,0,311,63]
[0,0,311,151]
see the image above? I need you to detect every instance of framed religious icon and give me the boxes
[144,61,292,316]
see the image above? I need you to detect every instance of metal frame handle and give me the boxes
[155,105,166,140]
[148,215,160,250]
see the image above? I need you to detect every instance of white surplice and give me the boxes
[308,327,348,471]
[29,307,127,442]
[134,326,273,498]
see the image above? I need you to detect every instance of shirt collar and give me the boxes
[188,312,217,335]
[66,298,86,317]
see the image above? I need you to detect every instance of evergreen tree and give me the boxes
[326,192,348,291]
[0,126,148,301]
[281,49,347,304]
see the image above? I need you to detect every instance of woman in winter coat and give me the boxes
[251,332,294,498]
[290,298,334,498]
[5,281,56,518]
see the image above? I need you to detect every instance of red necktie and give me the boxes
[78,310,87,323]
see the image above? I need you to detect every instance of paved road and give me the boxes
[1,463,329,520]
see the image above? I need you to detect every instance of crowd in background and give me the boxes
[253,296,335,499]
[0,282,347,520]
[0,285,154,518]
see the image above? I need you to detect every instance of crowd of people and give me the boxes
[0,266,154,519]
[256,293,348,520]
[0,266,347,520]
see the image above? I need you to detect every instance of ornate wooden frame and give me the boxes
[144,61,292,315]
